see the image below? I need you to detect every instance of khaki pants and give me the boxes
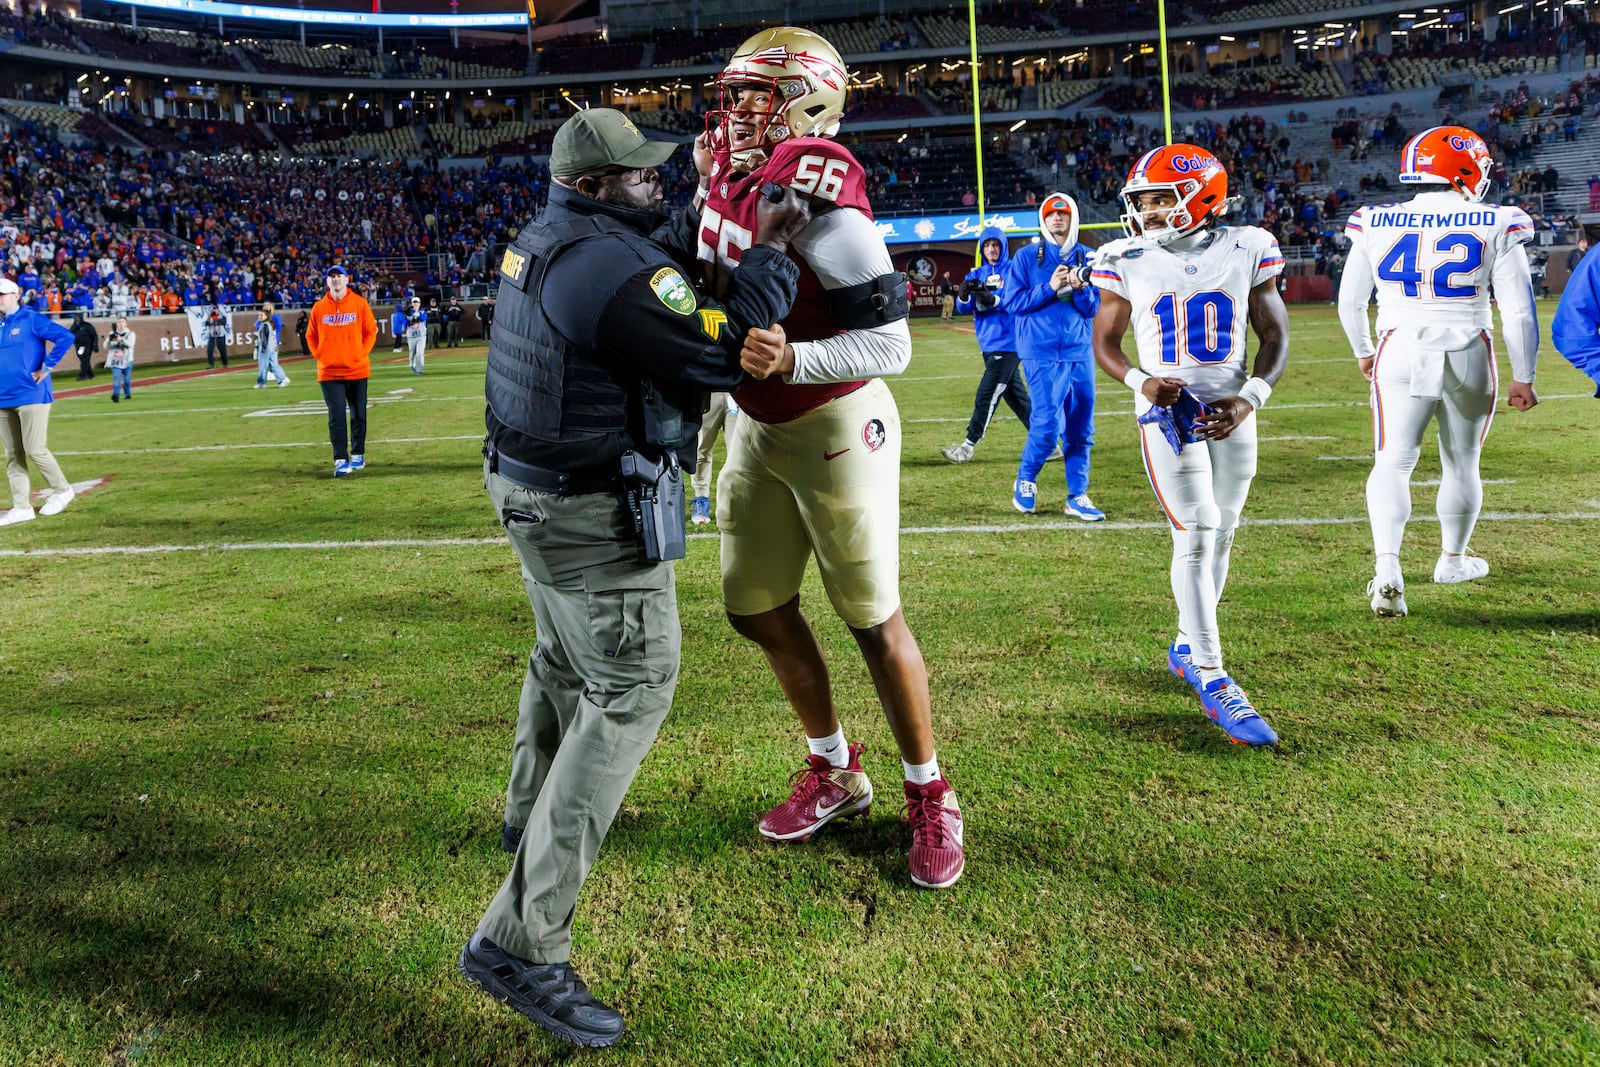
[691,391,732,498]
[477,465,680,964]
[0,403,69,509]
[941,294,955,319]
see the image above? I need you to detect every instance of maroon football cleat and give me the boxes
[904,777,965,889]
[758,742,873,842]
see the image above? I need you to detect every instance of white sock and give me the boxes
[806,729,849,769]
[903,756,940,786]
[1197,666,1228,689]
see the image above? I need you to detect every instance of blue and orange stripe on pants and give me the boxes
[1371,330,1393,452]
[1138,420,1185,530]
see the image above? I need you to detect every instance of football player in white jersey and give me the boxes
[1338,125,1539,617]
[1091,144,1288,748]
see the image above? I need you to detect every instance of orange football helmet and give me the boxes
[1119,143,1230,244]
[1398,125,1494,202]
[709,26,848,171]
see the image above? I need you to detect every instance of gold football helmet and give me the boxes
[711,26,848,171]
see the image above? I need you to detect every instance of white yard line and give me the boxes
[4,509,1596,559]
[53,435,484,457]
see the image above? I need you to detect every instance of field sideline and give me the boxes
[1,304,1597,1066]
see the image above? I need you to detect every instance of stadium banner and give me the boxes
[102,0,528,28]
[892,250,978,315]
[74,307,486,362]
[875,211,1040,246]
[183,305,210,351]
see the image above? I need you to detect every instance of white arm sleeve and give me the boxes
[1490,241,1539,384]
[786,207,912,385]
[1337,233,1378,360]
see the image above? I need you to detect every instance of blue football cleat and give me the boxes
[1200,677,1278,747]
[1167,642,1202,694]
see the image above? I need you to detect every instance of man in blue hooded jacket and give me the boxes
[941,225,1033,464]
[0,277,79,526]
[1002,192,1104,519]
[1553,238,1600,398]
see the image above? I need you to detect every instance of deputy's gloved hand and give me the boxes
[754,184,813,252]
[1137,387,1211,456]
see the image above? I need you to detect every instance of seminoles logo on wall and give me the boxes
[862,418,887,453]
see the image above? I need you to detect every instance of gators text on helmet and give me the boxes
[1119,143,1231,246]
[1397,125,1495,203]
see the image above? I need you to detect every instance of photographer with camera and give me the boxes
[940,226,1034,464]
[464,108,810,1048]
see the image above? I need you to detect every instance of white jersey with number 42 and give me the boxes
[1092,226,1285,405]
[1342,191,1534,333]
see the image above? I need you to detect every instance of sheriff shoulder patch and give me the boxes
[649,268,697,316]
[500,247,528,285]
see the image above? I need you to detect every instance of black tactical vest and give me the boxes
[485,212,659,461]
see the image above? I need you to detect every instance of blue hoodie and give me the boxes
[1553,244,1600,397]
[1001,192,1099,363]
[954,224,1016,353]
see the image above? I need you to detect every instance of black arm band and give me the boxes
[824,271,910,330]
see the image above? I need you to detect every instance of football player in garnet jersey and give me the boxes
[687,26,964,888]
[1338,125,1539,618]
[1091,144,1288,748]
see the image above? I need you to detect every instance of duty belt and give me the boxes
[485,446,618,496]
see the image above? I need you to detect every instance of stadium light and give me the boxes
[1498,2,1524,9]
[1220,35,1235,41]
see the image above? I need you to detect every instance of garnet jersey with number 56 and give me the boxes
[700,138,875,276]
[699,136,879,421]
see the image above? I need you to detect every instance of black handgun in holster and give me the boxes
[620,450,686,562]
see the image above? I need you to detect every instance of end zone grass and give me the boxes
[2,311,1597,1065]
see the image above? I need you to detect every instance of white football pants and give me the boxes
[1367,330,1496,563]
[1136,403,1258,671]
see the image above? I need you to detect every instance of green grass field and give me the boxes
[2,306,1598,1066]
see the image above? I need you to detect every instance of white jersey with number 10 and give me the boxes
[1092,226,1285,405]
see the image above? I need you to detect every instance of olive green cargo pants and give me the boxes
[476,465,680,964]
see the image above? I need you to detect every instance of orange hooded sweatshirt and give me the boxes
[306,290,378,381]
